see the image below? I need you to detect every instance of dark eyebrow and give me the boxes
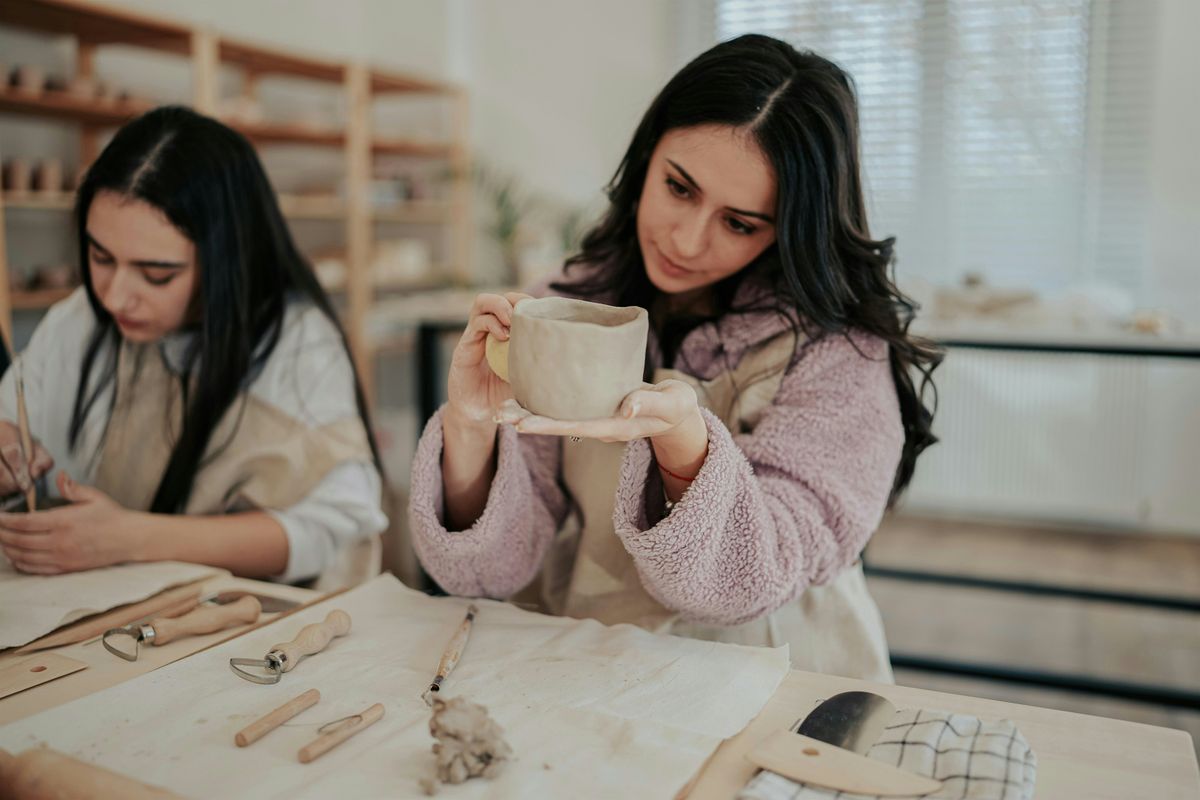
[665,159,775,224]
[86,232,188,270]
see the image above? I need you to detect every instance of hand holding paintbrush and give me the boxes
[0,360,54,505]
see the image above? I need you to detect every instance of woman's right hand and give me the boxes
[445,292,531,426]
[0,421,53,497]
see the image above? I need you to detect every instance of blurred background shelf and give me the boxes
[0,0,472,402]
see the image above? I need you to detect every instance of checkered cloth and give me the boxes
[738,706,1037,800]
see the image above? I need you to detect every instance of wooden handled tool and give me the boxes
[103,596,262,662]
[15,584,203,655]
[14,361,37,512]
[297,702,384,764]
[153,595,261,645]
[235,688,321,747]
[230,610,351,684]
[422,604,478,705]
[0,747,182,799]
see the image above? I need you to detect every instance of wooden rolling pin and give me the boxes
[0,747,181,799]
[235,688,321,747]
[150,595,261,646]
[298,703,384,764]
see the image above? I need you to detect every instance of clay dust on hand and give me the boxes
[420,697,513,795]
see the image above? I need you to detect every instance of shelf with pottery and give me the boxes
[0,191,75,211]
[0,0,472,407]
[0,87,153,125]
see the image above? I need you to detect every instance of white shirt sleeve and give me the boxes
[251,302,389,584]
[267,460,388,584]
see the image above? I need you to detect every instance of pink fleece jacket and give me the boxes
[408,277,904,627]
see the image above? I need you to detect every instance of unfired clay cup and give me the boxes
[485,297,648,421]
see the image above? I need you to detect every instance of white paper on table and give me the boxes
[0,560,220,649]
[0,574,790,799]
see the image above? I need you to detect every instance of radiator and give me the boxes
[901,348,1200,535]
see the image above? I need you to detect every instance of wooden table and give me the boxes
[688,669,1200,800]
[0,574,318,725]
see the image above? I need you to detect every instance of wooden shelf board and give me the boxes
[0,0,191,53]
[372,201,452,223]
[277,194,345,219]
[370,70,452,95]
[220,38,345,83]
[0,88,152,125]
[371,138,457,158]
[323,272,457,296]
[2,192,74,210]
[231,121,345,147]
[11,287,76,310]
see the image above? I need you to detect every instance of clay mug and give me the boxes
[485,297,648,421]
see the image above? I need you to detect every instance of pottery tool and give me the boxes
[229,609,351,685]
[13,359,36,512]
[13,583,205,655]
[422,603,477,705]
[235,688,321,747]
[746,691,943,797]
[297,702,384,764]
[103,595,262,662]
[0,653,88,701]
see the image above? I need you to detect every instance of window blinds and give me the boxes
[707,0,1155,297]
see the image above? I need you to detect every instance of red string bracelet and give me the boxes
[658,462,697,483]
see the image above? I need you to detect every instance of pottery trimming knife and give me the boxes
[230,610,351,684]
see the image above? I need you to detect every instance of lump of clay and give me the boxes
[425,696,512,791]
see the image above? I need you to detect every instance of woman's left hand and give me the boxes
[0,472,144,574]
[496,379,702,444]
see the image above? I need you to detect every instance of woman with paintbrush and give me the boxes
[0,106,386,584]
[410,35,942,681]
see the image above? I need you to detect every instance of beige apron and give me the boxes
[532,331,893,682]
[92,340,379,589]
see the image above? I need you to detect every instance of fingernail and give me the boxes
[628,401,641,419]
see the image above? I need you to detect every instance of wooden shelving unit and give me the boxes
[0,0,471,398]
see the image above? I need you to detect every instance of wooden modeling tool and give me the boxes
[422,603,477,706]
[13,360,36,512]
[229,610,351,685]
[103,595,261,661]
[14,584,204,654]
[235,688,321,747]
[298,702,384,764]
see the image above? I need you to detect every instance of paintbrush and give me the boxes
[14,359,36,512]
[422,603,478,706]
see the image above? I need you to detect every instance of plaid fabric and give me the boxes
[738,706,1037,800]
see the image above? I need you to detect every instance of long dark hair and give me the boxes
[71,105,381,513]
[557,34,941,503]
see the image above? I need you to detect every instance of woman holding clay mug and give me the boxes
[410,34,942,681]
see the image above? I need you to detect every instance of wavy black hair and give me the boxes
[556,34,941,503]
[71,105,380,513]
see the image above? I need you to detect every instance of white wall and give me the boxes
[1147,0,1200,322]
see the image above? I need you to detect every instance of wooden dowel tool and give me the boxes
[235,689,321,747]
[297,703,384,764]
